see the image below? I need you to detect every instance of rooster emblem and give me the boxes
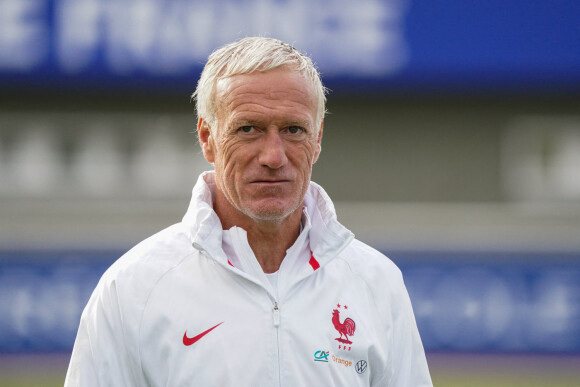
[332,308,356,344]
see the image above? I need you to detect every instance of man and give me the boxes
[65,37,432,386]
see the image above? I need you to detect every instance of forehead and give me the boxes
[214,68,318,125]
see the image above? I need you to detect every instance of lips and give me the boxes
[248,179,293,194]
[248,176,292,184]
[249,181,291,191]
[251,179,290,184]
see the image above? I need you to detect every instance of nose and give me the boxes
[258,130,288,169]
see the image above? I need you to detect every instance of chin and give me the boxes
[244,203,300,224]
[247,210,291,223]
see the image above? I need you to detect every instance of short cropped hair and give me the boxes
[193,37,327,130]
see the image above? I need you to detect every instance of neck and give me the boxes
[245,214,301,273]
[214,192,303,274]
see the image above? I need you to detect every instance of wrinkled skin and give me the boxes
[198,67,323,230]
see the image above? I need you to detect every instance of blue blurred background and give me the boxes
[1,0,579,384]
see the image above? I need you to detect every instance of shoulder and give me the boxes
[334,239,410,319]
[95,223,197,309]
[338,238,404,287]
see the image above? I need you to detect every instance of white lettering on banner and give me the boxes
[407,266,580,352]
[0,264,98,350]
[307,0,407,74]
[0,0,48,70]
[2,0,409,76]
[56,0,103,72]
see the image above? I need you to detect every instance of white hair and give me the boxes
[192,37,327,130]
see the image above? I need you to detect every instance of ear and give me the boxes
[198,118,215,163]
[313,121,324,164]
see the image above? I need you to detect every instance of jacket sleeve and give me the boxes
[378,273,433,387]
[64,275,141,387]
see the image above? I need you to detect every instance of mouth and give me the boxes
[249,176,292,183]
[250,179,290,184]
[248,178,293,189]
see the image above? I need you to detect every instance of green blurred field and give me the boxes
[1,353,578,386]
[427,353,580,387]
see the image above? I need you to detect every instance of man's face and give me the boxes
[198,67,323,223]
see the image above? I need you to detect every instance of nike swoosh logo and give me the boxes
[183,322,224,346]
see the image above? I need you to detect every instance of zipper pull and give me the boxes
[273,302,280,327]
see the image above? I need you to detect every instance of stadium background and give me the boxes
[1,1,579,385]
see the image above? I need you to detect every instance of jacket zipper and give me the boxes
[272,301,282,387]
[272,301,280,327]
[195,244,284,386]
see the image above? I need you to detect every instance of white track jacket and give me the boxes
[65,172,432,386]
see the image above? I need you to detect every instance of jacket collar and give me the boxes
[182,171,354,268]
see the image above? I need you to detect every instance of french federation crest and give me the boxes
[331,304,355,350]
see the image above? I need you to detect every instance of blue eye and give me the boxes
[288,126,304,135]
[239,126,255,133]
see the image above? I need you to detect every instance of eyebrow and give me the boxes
[286,119,311,128]
[231,119,262,127]
[231,118,311,128]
